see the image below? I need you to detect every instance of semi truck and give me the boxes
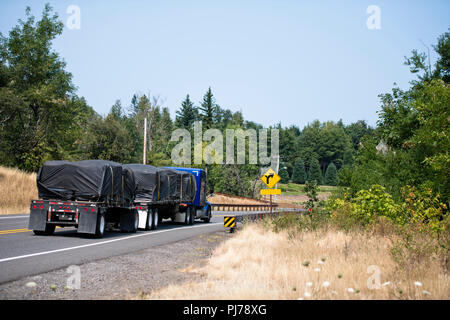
[28,160,211,238]
[163,167,212,224]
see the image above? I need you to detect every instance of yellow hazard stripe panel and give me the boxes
[224,217,236,228]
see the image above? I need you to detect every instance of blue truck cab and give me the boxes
[165,167,211,223]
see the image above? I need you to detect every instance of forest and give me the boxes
[0,5,448,207]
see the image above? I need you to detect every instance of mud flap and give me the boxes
[138,210,147,229]
[120,209,137,232]
[77,207,98,234]
[28,208,48,231]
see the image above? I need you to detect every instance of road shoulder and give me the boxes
[0,230,233,300]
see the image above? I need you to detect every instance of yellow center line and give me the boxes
[0,228,31,235]
[0,226,61,235]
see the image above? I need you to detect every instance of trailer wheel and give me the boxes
[120,209,139,233]
[132,210,139,233]
[145,209,153,231]
[33,224,56,236]
[152,208,159,230]
[184,207,191,225]
[189,207,194,225]
[95,212,106,238]
[202,207,211,223]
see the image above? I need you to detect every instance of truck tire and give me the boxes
[152,208,159,230]
[145,209,153,231]
[184,207,191,225]
[189,206,194,225]
[202,207,211,223]
[132,210,139,233]
[33,224,56,236]
[95,212,106,238]
[120,209,139,233]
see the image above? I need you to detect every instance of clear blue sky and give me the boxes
[1,0,449,128]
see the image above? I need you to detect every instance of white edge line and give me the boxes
[0,215,29,220]
[0,222,222,263]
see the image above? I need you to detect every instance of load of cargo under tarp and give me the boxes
[122,164,159,202]
[123,164,197,203]
[37,161,197,205]
[37,160,131,205]
[157,168,197,202]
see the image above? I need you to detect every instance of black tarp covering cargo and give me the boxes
[157,168,196,203]
[122,164,159,202]
[180,171,197,202]
[37,160,129,205]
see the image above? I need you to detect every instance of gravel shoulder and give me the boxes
[0,230,233,300]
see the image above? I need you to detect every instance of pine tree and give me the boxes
[292,158,306,184]
[324,162,338,186]
[307,157,322,184]
[110,100,123,121]
[175,94,198,129]
[199,87,217,129]
[153,107,173,154]
[278,166,290,183]
[342,149,354,167]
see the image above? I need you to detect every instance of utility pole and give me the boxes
[143,117,147,164]
[273,154,280,209]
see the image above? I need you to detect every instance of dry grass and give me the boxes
[207,193,266,205]
[147,224,449,300]
[0,166,37,214]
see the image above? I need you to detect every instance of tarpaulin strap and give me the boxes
[121,174,124,205]
[180,174,183,201]
[157,173,160,201]
[110,166,114,205]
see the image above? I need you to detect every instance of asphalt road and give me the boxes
[0,212,237,284]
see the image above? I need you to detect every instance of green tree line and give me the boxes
[2,5,447,203]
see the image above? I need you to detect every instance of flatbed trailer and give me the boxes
[28,198,203,238]
[29,165,211,238]
[29,199,136,238]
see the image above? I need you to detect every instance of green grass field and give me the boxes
[278,183,337,195]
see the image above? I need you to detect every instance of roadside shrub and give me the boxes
[330,202,363,233]
[272,210,331,235]
[437,214,450,272]
[327,186,351,209]
[390,222,438,273]
[366,215,398,237]
[328,184,450,274]
[303,180,319,209]
[352,185,403,225]
[400,185,447,234]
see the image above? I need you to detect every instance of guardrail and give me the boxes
[210,203,278,211]
[218,207,308,233]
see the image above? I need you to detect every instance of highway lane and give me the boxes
[0,209,288,284]
[0,212,231,284]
